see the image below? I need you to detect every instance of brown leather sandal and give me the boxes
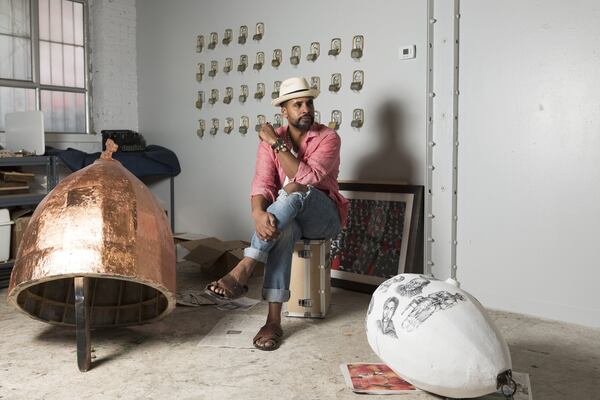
[253,323,283,351]
[204,274,248,301]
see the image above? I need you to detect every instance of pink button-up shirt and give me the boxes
[251,123,349,227]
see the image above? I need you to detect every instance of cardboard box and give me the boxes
[174,233,262,278]
[174,233,211,261]
[284,240,331,318]
[11,209,33,260]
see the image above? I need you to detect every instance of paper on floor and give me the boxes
[215,296,260,311]
[176,290,215,306]
[176,288,260,311]
[197,314,266,349]
[339,363,422,394]
[339,364,532,400]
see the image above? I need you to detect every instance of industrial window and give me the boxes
[0,0,89,133]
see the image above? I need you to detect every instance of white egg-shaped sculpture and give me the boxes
[366,273,512,398]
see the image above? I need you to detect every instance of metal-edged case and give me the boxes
[284,239,331,318]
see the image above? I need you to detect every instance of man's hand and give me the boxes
[253,209,279,241]
[259,123,277,145]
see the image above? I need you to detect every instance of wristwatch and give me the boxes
[270,138,288,153]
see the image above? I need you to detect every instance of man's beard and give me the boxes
[291,114,314,131]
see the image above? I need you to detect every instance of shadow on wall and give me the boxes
[350,100,423,273]
[352,100,417,184]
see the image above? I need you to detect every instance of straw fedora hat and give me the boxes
[271,77,320,106]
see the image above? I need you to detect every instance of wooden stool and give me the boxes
[284,239,331,318]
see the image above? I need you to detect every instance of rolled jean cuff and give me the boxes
[243,247,268,263]
[262,288,290,303]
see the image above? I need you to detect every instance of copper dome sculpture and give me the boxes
[8,140,176,372]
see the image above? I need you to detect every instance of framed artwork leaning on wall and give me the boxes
[331,182,424,293]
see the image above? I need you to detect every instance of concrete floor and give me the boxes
[1,263,599,400]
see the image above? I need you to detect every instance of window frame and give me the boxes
[0,0,92,135]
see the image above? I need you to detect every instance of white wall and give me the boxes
[451,0,600,327]
[136,0,428,239]
[134,0,600,328]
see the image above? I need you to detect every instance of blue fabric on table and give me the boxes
[46,145,181,178]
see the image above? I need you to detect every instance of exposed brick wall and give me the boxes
[89,0,138,133]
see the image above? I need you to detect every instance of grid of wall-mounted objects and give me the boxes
[195,23,365,138]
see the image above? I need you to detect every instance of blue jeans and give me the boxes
[244,186,341,302]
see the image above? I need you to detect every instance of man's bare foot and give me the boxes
[207,257,256,298]
[253,322,283,351]
[253,302,283,350]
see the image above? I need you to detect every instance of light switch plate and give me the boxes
[399,45,416,60]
